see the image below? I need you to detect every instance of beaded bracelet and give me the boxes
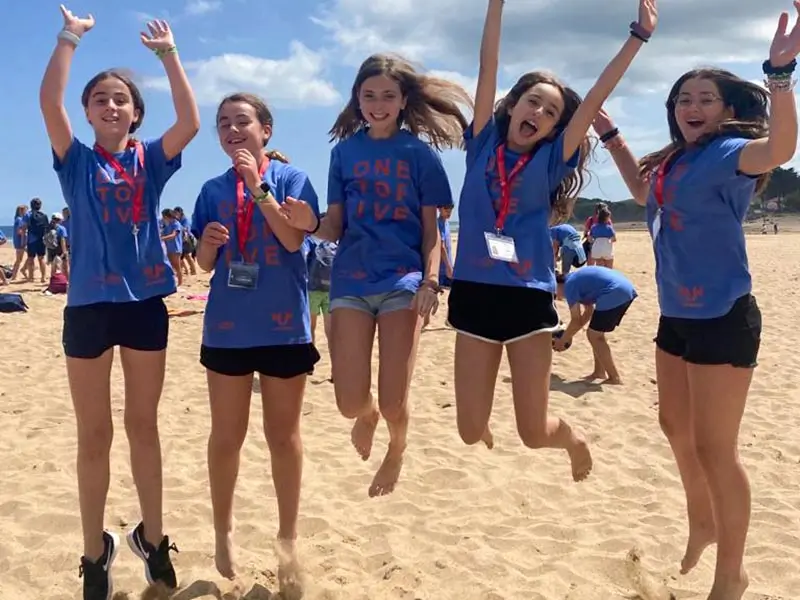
[154,46,178,59]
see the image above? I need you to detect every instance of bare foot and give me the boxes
[680,527,716,574]
[214,530,236,579]
[275,538,305,600]
[567,431,593,482]
[350,405,380,461]
[602,377,622,385]
[481,426,494,449]
[368,444,405,497]
[583,371,605,381]
[707,568,748,600]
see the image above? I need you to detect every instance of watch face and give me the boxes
[260,182,272,195]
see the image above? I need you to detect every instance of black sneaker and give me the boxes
[79,530,119,600]
[126,521,179,588]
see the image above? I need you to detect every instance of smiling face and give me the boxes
[216,100,271,160]
[84,77,140,141]
[506,82,565,152]
[673,77,733,144]
[358,74,406,137]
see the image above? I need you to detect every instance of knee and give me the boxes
[694,437,736,471]
[335,388,371,419]
[209,426,247,457]
[124,411,158,442]
[379,399,407,423]
[518,427,547,449]
[264,426,301,455]
[658,410,685,440]
[77,421,113,457]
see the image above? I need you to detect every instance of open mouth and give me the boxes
[685,119,706,130]
[102,115,120,124]
[226,136,246,146]
[370,112,391,122]
[520,119,538,137]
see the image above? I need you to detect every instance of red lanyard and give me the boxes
[653,158,668,208]
[495,145,531,231]
[94,141,145,230]
[235,158,269,257]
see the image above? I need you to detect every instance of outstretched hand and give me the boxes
[280,197,318,232]
[592,108,617,137]
[140,19,176,51]
[60,4,94,37]
[637,0,658,34]
[770,1,800,67]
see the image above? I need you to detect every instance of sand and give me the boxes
[0,230,798,599]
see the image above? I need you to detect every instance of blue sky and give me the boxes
[2,0,792,223]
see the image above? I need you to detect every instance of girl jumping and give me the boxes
[40,6,199,599]
[446,0,656,481]
[282,54,470,497]
[593,4,800,597]
[192,93,319,591]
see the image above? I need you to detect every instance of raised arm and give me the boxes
[473,0,504,136]
[739,5,800,175]
[140,21,200,161]
[592,109,649,205]
[562,0,657,161]
[40,6,95,161]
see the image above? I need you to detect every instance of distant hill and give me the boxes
[571,166,800,223]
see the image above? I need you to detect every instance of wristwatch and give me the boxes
[254,181,273,204]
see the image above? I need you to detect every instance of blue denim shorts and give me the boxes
[330,289,414,317]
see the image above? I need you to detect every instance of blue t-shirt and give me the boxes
[13,216,25,249]
[327,130,452,300]
[590,222,615,239]
[53,137,181,306]
[191,161,320,348]
[646,137,756,319]
[550,224,582,251]
[453,118,579,292]
[563,266,637,311]
[438,217,453,282]
[162,220,183,254]
[52,224,68,247]
[62,218,71,241]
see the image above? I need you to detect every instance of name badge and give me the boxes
[651,208,662,242]
[484,232,518,263]
[228,261,259,290]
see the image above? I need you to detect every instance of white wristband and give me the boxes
[57,30,81,47]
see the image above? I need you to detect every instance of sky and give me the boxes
[2,0,797,223]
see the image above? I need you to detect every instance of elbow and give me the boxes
[771,143,796,167]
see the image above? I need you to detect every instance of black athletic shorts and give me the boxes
[589,299,634,333]
[46,247,64,263]
[200,343,320,379]
[27,240,45,258]
[655,294,761,367]
[447,279,559,343]
[63,296,169,359]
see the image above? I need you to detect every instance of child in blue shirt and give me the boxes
[160,208,183,287]
[587,207,616,268]
[40,7,199,598]
[554,266,637,384]
[445,0,656,482]
[282,54,470,498]
[550,223,586,274]
[593,8,800,594]
[192,92,320,587]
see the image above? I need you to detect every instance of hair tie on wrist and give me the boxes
[599,128,620,143]
[629,22,651,43]
[58,29,81,46]
[762,58,796,76]
[306,216,321,235]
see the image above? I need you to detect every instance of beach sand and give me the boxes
[0,229,798,599]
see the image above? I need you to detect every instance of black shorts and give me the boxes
[447,279,559,343]
[655,294,761,367]
[63,296,169,359]
[46,247,64,263]
[200,343,321,379]
[27,240,45,258]
[589,300,633,333]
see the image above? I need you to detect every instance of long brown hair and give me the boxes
[639,68,769,191]
[494,71,593,224]
[329,54,472,150]
[15,204,27,218]
[216,93,289,163]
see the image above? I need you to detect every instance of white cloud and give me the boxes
[185,0,222,16]
[142,41,341,108]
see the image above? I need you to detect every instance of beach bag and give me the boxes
[44,227,59,250]
[0,293,28,313]
[308,241,336,292]
[47,273,68,294]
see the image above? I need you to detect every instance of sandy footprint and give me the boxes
[624,547,676,600]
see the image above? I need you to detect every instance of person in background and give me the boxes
[160,208,183,287]
[10,205,29,280]
[0,229,7,285]
[44,212,69,280]
[424,203,455,329]
[550,222,586,274]
[23,197,49,283]
[61,206,71,279]
[588,207,616,268]
[174,206,197,276]
[306,216,337,375]
[554,266,637,384]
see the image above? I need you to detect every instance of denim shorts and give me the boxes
[330,289,414,317]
